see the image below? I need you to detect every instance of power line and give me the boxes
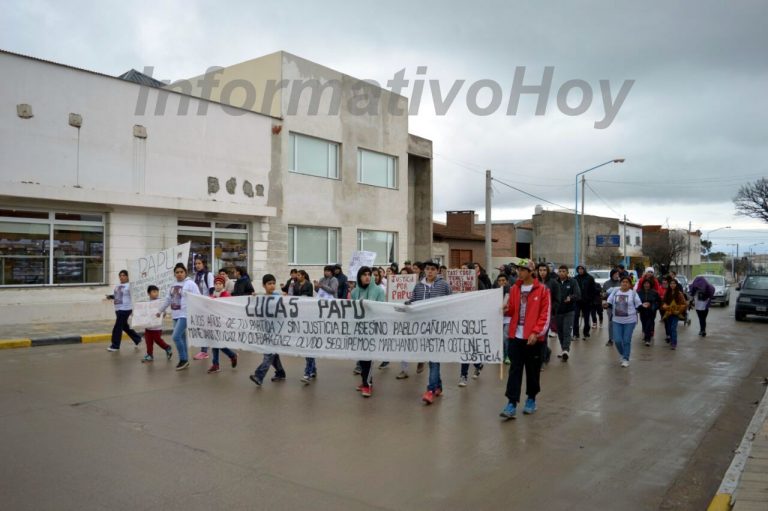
[491,176,575,212]
[584,181,621,217]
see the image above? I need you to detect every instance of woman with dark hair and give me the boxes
[232,266,255,296]
[293,270,316,382]
[689,276,715,336]
[661,279,688,350]
[106,269,143,351]
[637,279,660,346]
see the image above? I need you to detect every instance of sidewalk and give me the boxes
[709,384,768,510]
[0,319,173,348]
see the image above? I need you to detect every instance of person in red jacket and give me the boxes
[500,260,551,420]
[635,267,664,295]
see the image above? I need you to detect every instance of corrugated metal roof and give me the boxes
[117,68,166,88]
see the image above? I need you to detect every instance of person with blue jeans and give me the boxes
[250,274,287,386]
[607,277,643,367]
[157,263,201,370]
[661,279,688,350]
[407,260,452,405]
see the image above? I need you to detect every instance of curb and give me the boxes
[707,384,768,510]
[0,329,174,350]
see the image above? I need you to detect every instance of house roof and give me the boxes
[117,68,166,88]
[433,222,497,242]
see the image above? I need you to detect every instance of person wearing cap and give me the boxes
[408,260,452,405]
[500,259,551,419]
[635,267,664,296]
[351,266,386,397]
[333,264,349,300]
[552,265,581,361]
[206,274,237,373]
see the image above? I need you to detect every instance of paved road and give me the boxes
[1,303,766,511]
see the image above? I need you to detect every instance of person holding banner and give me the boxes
[157,263,201,370]
[106,270,143,352]
[500,260,551,420]
[351,266,386,398]
[207,275,238,373]
[249,274,288,386]
[411,260,453,405]
[141,285,172,362]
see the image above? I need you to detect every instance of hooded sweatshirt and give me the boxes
[351,266,385,302]
[689,276,716,311]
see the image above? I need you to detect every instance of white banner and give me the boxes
[386,274,419,302]
[186,288,503,363]
[348,251,376,281]
[129,242,191,303]
[130,300,165,330]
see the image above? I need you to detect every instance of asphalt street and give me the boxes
[1,302,766,511]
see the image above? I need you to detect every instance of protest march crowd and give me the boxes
[107,254,715,420]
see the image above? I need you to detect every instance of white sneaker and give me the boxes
[458,376,468,387]
[561,351,569,361]
[106,347,119,352]
[620,360,629,368]
[548,332,557,338]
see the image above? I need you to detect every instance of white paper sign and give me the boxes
[186,288,504,363]
[348,251,377,281]
[129,242,191,303]
[130,301,164,330]
[446,269,478,293]
[386,274,419,302]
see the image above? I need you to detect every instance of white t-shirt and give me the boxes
[113,283,133,312]
[515,284,534,338]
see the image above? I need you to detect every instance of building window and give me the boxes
[625,235,631,246]
[358,230,396,265]
[635,235,641,246]
[288,226,339,265]
[178,220,249,272]
[0,209,104,286]
[289,132,339,179]
[358,149,397,189]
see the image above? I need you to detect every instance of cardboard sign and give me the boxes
[348,251,377,280]
[386,274,419,302]
[130,300,164,330]
[446,269,477,293]
[129,242,191,303]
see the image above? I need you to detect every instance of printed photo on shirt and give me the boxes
[615,294,629,317]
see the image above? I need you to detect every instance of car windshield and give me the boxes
[703,275,725,286]
[591,271,610,279]
[743,276,768,290]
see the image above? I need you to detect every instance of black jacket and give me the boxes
[552,277,581,315]
[233,276,254,296]
[293,281,314,297]
[575,272,597,302]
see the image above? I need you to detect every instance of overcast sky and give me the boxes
[3,0,767,254]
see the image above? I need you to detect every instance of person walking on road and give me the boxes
[661,279,688,350]
[157,263,201,370]
[552,265,581,361]
[601,269,622,346]
[207,275,238,373]
[689,276,715,337]
[351,266,386,398]
[250,274,288,387]
[607,276,643,367]
[499,260,551,420]
[573,265,596,340]
[107,269,143,352]
[637,279,661,346]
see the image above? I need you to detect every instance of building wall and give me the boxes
[533,210,619,267]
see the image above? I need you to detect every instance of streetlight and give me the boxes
[574,159,625,269]
[705,226,731,262]
[726,243,740,280]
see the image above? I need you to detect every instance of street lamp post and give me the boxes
[704,226,731,262]
[574,159,625,269]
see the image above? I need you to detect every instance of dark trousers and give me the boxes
[359,360,373,387]
[460,363,484,377]
[573,303,592,337]
[639,311,656,340]
[590,305,604,324]
[696,309,709,333]
[254,354,285,382]
[111,310,142,348]
[505,338,543,404]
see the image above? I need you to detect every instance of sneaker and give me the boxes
[592,323,598,329]
[606,340,614,346]
[561,351,569,362]
[134,343,141,351]
[396,371,409,380]
[378,362,390,369]
[644,341,651,347]
[504,356,511,365]
[701,332,707,337]
[523,398,537,415]
[422,390,434,405]
[249,374,263,387]
[310,372,317,379]
[193,351,209,360]
[665,336,671,343]
[300,374,311,384]
[584,334,590,339]
[473,365,483,379]
[434,387,443,397]
[620,360,630,368]
[271,373,286,382]
[500,402,517,419]
[458,376,468,387]
[573,336,580,341]
[416,363,425,374]
[353,365,362,375]
[141,354,154,363]
[670,345,677,350]
[548,331,557,338]
[361,386,372,398]
[106,346,119,352]
[230,355,238,368]
[356,384,364,392]
[165,347,173,359]
[207,364,221,373]
[175,360,189,371]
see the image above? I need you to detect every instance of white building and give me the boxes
[0,50,433,325]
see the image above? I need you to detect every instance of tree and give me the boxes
[644,229,688,270]
[709,251,728,261]
[734,178,768,223]
[700,239,712,256]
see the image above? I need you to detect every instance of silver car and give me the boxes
[699,274,731,306]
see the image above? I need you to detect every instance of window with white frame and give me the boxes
[289,132,339,179]
[288,226,339,265]
[358,149,397,189]
[0,209,104,286]
[178,220,249,273]
[358,230,397,265]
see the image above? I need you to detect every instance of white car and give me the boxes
[589,269,612,287]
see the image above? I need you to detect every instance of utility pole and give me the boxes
[580,175,586,266]
[485,170,493,281]
[623,214,627,267]
[687,221,691,277]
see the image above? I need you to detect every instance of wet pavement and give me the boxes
[1,304,766,511]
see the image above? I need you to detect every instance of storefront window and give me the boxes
[178,220,249,273]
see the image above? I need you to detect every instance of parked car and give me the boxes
[735,274,768,321]
[699,274,731,306]
[736,277,746,290]
[675,275,689,289]
[590,269,612,287]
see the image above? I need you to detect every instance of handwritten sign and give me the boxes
[186,289,503,363]
[446,269,477,293]
[130,300,164,330]
[348,251,377,280]
[386,274,419,302]
[129,242,190,303]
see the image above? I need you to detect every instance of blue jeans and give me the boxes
[666,316,680,347]
[172,318,188,361]
[254,354,285,382]
[427,362,442,392]
[304,358,316,377]
[612,321,636,361]
[212,347,236,365]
